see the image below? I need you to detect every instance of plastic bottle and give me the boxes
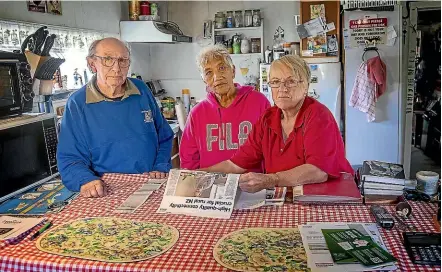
[182,88,190,113]
[175,97,187,132]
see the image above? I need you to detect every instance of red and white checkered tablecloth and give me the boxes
[0,173,440,272]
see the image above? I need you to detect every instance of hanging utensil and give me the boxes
[41,34,56,56]
[34,28,49,55]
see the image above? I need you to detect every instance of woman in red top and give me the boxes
[202,55,353,193]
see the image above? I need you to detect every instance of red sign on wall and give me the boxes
[348,18,388,47]
[349,18,388,29]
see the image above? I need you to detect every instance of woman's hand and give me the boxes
[239,173,278,193]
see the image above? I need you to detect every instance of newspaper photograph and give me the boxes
[299,222,397,272]
[158,169,239,219]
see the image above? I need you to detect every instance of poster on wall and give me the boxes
[326,34,338,56]
[307,33,327,54]
[47,1,62,15]
[27,1,46,13]
[349,18,388,47]
[310,4,326,22]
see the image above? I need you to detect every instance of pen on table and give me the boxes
[30,221,52,240]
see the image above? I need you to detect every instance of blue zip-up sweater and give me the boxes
[57,78,173,191]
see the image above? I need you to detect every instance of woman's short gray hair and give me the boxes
[196,44,234,76]
[270,55,311,85]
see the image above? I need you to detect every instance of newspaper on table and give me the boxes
[234,187,288,210]
[158,169,239,219]
[234,189,266,210]
[299,222,397,272]
[0,215,45,240]
[115,178,167,213]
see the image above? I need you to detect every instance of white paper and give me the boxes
[299,223,397,272]
[264,187,287,207]
[0,216,45,240]
[158,170,239,219]
[304,17,327,37]
[387,26,397,39]
[363,14,378,19]
[302,50,314,57]
[234,189,266,210]
[343,28,351,50]
[325,22,336,32]
[115,179,164,213]
[115,191,152,213]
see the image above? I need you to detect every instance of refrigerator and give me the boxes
[259,62,342,130]
[343,8,403,167]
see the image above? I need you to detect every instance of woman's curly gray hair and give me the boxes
[196,44,234,77]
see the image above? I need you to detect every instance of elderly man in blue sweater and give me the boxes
[57,37,173,198]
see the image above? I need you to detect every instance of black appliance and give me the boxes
[0,114,58,202]
[0,50,34,118]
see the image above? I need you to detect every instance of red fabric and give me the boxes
[230,97,353,177]
[367,56,387,98]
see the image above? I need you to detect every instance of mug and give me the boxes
[416,171,440,196]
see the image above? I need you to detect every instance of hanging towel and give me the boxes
[349,61,377,122]
[349,56,387,122]
[367,56,387,98]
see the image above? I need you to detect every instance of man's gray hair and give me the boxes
[87,38,131,58]
[86,37,131,72]
[196,44,234,76]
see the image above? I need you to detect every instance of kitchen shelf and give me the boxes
[214,26,262,32]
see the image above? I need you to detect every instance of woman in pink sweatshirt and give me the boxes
[179,44,271,170]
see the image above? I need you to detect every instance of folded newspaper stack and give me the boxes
[299,222,397,272]
[157,169,240,219]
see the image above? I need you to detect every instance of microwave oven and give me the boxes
[0,50,34,118]
[0,113,58,202]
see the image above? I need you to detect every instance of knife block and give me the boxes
[24,51,60,95]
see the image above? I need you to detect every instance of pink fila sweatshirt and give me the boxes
[179,83,271,170]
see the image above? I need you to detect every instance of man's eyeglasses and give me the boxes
[93,55,130,68]
[268,78,303,89]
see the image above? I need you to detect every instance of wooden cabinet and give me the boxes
[171,134,180,169]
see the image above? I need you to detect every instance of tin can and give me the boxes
[140,1,150,15]
[151,3,158,16]
[129,0,140,21]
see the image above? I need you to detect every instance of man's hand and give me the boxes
[80,180,107,198]
[147,171,168,179]
[239,173,278,193]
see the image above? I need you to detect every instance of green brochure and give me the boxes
[325,229,397,267]
[322,229,363,263]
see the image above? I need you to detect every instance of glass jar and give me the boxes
[226,11,234,28]
[234,10,243,28]
[252,9,261,27]
[251,38,261,53]
[215,12,225,29]
[244,10,253,27]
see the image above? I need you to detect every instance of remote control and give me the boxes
[370,205,395,229]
